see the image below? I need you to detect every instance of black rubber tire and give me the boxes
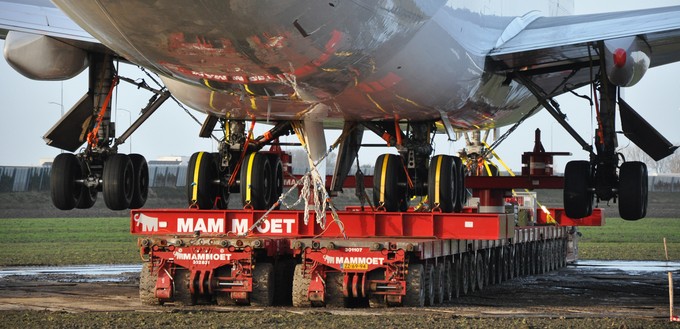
[452,258,461,299]
[373,154,408,212]
[452,156,466,212]
[428,155,457,213]
[564,160,593,218]
[128,154,149,209]
[214,266,234,306]
[273,258,295,306]
[140,262,162,305]
[292,264,311,307]
[251,262,275,306]
[433,263,444,305]
[187,152,218,209]
[461,253,469,295]
[469,253,477,293]
[268,154,284,210]
[325,271,345,308]
[443,261,453,302]
[240,152,273,210]
[210,152,230,210]
[475,253,484,291]
[423,264,435,306]
[74,156,97,209]
[103,154,134,210]
[173,269,195,306]
[403,263,425,307]
[619,161,648,221]
[50,153,82,210]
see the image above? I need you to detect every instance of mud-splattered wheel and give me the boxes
[251,262,274,306]
[368,269,386,308]
[292,264,311,307]
[475,252,484,291]
[173,269,195,306]
[325,271,346,308]
[274,258,295,305]
[442,261,453,302]
[461,253,470,295]
[452,258,461,299]
[214,267,233,306]
[423,264,435,306]
[140,262,162,305]
[403,263,425,307]
[433,263,444,305]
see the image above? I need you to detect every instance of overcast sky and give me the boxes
[1,0,679,172]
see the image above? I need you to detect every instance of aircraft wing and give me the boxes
[0,0,95,42]
[489,6,680,96]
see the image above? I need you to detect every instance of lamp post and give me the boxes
[48,100,64,154]
[116,108,132,154]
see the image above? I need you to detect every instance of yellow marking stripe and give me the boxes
[379,155,389,204]
[245,153,257,202]
[366,94,387,113]
[434,155,443,204]
[192,152,204,202]
[209,91,216,110]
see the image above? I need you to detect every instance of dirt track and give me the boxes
[0,262,678,328]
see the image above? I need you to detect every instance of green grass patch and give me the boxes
[0,217,139,266]
[578,217,680,260]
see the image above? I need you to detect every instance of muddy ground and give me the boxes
[0,262,678,328]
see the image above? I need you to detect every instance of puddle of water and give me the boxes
[572,260,680,274]
[0,264,141,278]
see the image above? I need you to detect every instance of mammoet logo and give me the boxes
[134,213,159,232]
[177,218,225,233]
[229,218,296,235]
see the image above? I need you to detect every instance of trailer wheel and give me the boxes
[324,271,346,308]
[368,269,387,308]
[373,154,408,212]
[251,262,274,306]
[403,263,425,307]
[619,161,648,221]
[443,261,453,302]
[452,258,461,299]
[214,267,234,306]
[433,263,444,305]
[140,262,162,305]
[173,269,195,306]
[292,264,311,307]
[241,152,275,210]
[51,153,83,210]
[469,253,477,293]
[461,253,469,295]
[274,258,295,306]
[475,253,484,291]
[423,264,435,306]
[495,247,504,284]
[564,160,593,218]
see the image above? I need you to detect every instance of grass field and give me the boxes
[0,217,678,266]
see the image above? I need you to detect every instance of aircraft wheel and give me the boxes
[428,155,457,212]
[619,161,648,221]
[251,262,275,306]
[268,154,284,210]
[292,264,311,307]
[103,154,134,210]
[564,160,593,218]
[173,269,196,306]
[128,154,149,209]
[241,152,273,210]
[50,153,82,210]
[373,154,408,212]
[452,156,466,212]
[187,152,218,209]
[209,152,230,210]
[403,263,425,307]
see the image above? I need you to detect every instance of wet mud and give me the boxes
[0,261,679,328]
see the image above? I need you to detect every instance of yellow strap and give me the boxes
[245,153,257,202]
[434,155,443,205]
[379,155,389,204]
[191,152,205,202]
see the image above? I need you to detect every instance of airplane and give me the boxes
[1,0,679,221]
